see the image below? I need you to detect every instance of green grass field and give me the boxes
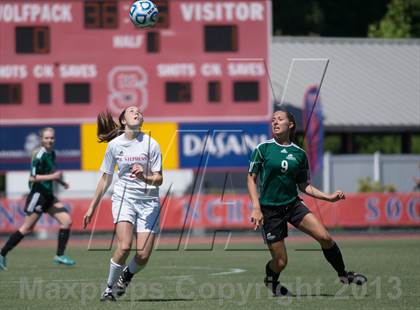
[1,238,419,310]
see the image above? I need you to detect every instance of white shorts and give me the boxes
[111,193,160,233]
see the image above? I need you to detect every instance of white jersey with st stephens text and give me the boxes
[100,132,162,232]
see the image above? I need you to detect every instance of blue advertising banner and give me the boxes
[0,126,81,171]
[179,123,270,168]
[302,85,324,174]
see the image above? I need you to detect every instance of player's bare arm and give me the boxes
[131,164,163,186]
[83,173,113,229]
[298,182,345,202]
[247,172,264,230]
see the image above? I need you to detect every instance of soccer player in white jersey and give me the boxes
[83,106,163,302]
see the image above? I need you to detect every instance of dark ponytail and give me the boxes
[97,110,126,143]
[285,110,296,143]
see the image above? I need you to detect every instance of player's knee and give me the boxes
[318,232,333,247]
[273,257,287,271]
[117,243,131,254]
[121,247,131,255]
[19,227,33,235]
[135,251,150,265]
[61,219,72,229]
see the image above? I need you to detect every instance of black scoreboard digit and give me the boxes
[84,0,118,29]
[15,26,50,54]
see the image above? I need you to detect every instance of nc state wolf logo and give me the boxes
[108,66,149,115]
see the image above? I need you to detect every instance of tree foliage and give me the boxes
[272,0,420,38]
[273,0,390,37]
[368,0,420,38]
[357,177,396,192]
[354,135,402,154]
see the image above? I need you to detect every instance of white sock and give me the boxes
[107,259,124,288]
[128,257,146,274]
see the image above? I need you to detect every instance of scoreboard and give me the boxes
[0,0,271,124]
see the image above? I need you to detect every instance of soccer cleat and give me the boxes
[0,255,7,271]
[264,276,292,297]
[53,255,76,266]
[114,266,134,297]
[100,288,116,302]
[275,285,292,297]
[339,271,367,285]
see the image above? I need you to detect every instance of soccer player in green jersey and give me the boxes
[0,127,75,270]
[247,110,367,296]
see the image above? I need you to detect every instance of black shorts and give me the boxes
[24,191,58,215]
[261,198,311,244]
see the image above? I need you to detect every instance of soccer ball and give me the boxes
[129,0,159,28]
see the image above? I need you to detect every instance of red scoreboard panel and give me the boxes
[0,0,271,124]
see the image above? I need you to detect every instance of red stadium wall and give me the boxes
[0,193,419,233]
